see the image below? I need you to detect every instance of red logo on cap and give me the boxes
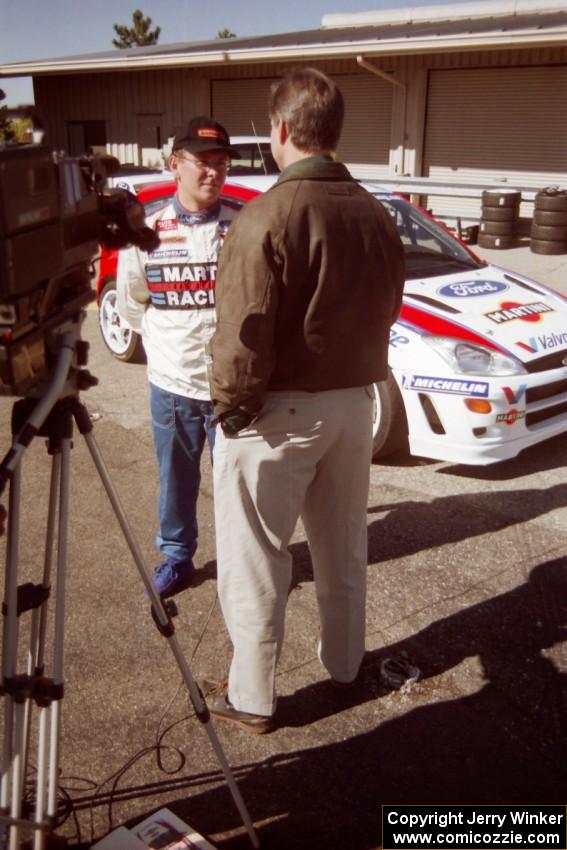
[197,128,226,141]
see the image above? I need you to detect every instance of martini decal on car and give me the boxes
[485,302,553,324]
[496,409,526,425]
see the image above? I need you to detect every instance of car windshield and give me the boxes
[140,187,482,279]
[375,195,484,279]
[229,143,279,176]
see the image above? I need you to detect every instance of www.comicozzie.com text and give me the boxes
[384,807,566,848]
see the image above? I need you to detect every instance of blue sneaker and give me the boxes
[152,557,195,598]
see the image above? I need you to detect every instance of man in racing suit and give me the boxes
[117,116,240,598]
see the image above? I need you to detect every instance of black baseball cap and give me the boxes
[172,116,241,158]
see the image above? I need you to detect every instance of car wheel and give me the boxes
[372,371,409,460]
[98,282,145,363]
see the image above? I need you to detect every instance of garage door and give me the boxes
[423,66,567,220]
[212,77,275,137]
[212,74,393,177]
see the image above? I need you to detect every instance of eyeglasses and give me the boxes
[176,153,229,173]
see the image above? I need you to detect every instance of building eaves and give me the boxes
[1,10,567,78]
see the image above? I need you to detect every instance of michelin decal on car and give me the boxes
[402,375,490,396]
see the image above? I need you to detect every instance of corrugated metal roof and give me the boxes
[2,9,567,74]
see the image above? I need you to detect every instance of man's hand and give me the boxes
[217,408,256,436]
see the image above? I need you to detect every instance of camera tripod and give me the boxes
[0,314,260,850]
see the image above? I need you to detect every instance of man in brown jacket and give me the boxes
[205,67,405,733]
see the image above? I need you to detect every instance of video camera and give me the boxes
[0,143,160,396]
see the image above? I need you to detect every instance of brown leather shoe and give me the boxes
[330,676,359,690]
[201,680,275,735]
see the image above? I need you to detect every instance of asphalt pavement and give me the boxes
[0,243,565,850]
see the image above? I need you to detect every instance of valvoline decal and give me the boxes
[437,280,508,299]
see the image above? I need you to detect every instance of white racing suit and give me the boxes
[117,196,239,564]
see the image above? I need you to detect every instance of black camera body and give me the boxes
[0,143,159,396]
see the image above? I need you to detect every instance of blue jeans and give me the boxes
[149,383,215,563]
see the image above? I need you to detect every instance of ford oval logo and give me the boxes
[438,280,509,298]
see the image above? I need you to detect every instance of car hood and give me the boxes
[402,263,567,365]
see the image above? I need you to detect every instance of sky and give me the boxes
[1,0,473,106]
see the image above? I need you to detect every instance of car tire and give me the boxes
[372,371,409,460]
[477,233,517,250]
[534,189,567,212]
[530,223,567,241]
[480,220,518,236]
[479,206,519,222]
[98,282,146,363]
[530,238,567,255]
[533,209,567,226]
[481,190,521,209]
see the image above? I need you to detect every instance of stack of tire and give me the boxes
[530,188,567,255]
[478,190,521,250]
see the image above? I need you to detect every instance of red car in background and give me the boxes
[96,178,267,362]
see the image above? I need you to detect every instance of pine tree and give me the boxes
[217,28,236,38]
[113,9,161,49]
[0,89,13,141]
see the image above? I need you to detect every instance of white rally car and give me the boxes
[372,187,567,465]
[98,174,567,466]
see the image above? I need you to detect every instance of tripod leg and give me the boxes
[1,440,69,850]
[24,452,60,849]
[44,438,72,838]
[31,450,63,850]
[35,452,61,676]
[34,708,49,850]
[10,704,28,850]
[1,465,22,850]
[76,414,260,849]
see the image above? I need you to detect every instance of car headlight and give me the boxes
[423,336,527,376]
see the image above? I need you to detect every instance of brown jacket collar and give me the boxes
[275,155,354,186]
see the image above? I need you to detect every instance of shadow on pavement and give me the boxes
[286,483,567,584]
[440,431,567,481]
[364,483,567,563]
[72,560,565,849]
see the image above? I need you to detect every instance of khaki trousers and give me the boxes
[213,386,374,716]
